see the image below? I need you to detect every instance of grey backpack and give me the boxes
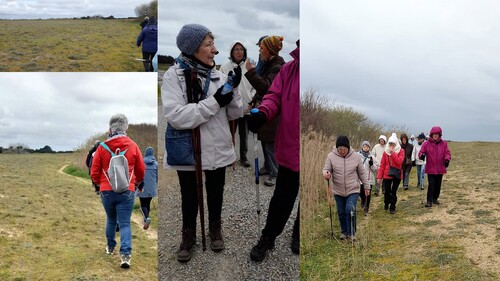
[100,142,133,193]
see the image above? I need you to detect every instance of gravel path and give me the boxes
[156,84,299,280]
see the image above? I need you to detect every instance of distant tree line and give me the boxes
[78,15,116,20]
[135,0,158,19]
[0,144,73,154]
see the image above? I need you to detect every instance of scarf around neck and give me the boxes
[176,53,215,77]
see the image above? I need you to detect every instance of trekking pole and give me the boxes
[326,178,333,238]
[185,68,206,251]
[193,127,206,250]
[251,108,261,237]
[350,206,356,247]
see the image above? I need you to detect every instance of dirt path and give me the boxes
[58,165,158,240]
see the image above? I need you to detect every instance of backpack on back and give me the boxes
[99,142,133,193]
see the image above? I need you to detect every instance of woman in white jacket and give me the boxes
[161,24,243,262]
[358,141,379,216]
[411,133,427,189]
[220,41,256,167]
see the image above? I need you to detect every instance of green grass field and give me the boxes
[0,19,145,71]
[0,153,157,280]
[301,140,500,280]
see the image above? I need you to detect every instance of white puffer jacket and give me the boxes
[161,63,243,171]
[220,41,256,115]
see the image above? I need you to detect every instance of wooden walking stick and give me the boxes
[185,69,207,251]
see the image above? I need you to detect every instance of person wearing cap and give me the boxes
[400,133,414,190]
[371,135,387,195]
[136,16,158,72]
[418,126,451,208]
[140,16,149,29]
[377,133,405,214]
[411,133,427,189]
[221,41,256,168]
[161,23,243,262]
[244,35,285,187]
[322,135,370,241]
[247,39,300,262]
[357,140,379,216]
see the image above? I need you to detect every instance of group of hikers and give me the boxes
[86,113,158,268]
[323,127,452,241]
[161,23,300,263]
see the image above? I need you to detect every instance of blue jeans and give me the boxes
[416,165,425,187]
[334,193,359,236]
[101,190,135,255]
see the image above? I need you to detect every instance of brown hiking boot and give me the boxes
[209,220,224,251]
[177,228,195,262]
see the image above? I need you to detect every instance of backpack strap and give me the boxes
[99,142,115,156]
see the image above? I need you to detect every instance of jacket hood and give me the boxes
[378,135,387,144]
[228,41,247,63]
[430,126,442,136]
[290,44,299,61]
[386,133,402,154]
[144,146,156,165]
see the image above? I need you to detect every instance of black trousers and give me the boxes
[142,51,156,72]
[229,116,249,161]
[262,165,299,240]
[359,184,372,209]
[139,197,153,219]
[177,167,226,230]
[427,174,444,202]
[383,178,401,211]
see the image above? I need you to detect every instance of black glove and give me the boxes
[419,154,426,161]
[136,181,144,191]
[412,160,416,167]
[213,85,233,107]
[232,65,242,88]
[248,111,267,133]
[368,157,373,166]
[444,160,449,168]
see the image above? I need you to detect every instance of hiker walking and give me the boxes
[136,147,157,230]
[322,136,370,241]
[90,113,146,268]
[358,141,379,216]
[401,133,414,190]
[140,16,149,29]
[245,35,285,187]
[377,133,404,214]
[221,41,256,168]
[86,140,101,194]
[412,133,427,188]
[371,135,387,195]
[161,23,243,262]
[418,126,451,207]
[136,16,158,72]
[247,39,300,261]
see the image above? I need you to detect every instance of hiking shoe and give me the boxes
[384,204,389,210]
[340,233,347,240]
[105,246,114,255]
[264,176,276,187]
[143,217,152,230]
[259,167,270,176]
[433,200,440,205]
[347,235,357,242]
[390,209,396,214]
[421,186,425,190]
[240,159,251,168]
[120,254,131,268]
[250,235,275,262]
[404,186,408,190]
[209,220,224,252]
[177,228,196,262]
[425,202,432,208]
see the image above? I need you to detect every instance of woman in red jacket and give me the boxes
[377,133,405,214]
[91,113,145,269]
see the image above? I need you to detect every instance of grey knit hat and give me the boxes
[176,24,211,56]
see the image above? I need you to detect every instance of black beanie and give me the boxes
[336,135,350,149]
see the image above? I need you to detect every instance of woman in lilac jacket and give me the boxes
[247,40,300,262]
[418,126,451,207]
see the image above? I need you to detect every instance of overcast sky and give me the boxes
[158,0,299,65]
[0,0,149,19]
[302,0,500,142]
[0,73,157,151]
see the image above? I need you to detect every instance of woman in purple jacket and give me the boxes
[247,40,300,262]
[418,126,451,207]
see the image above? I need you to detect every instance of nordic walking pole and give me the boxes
[251,108,261,237]
[186,69,206,251]
[326,178,333,238]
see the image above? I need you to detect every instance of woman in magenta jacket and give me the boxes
[418,126,451,207]
[377,133,405,214]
